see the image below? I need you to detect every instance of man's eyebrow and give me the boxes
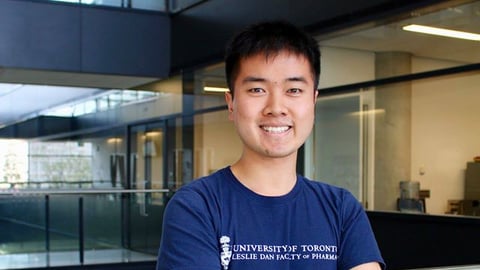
[241,76,266,84]
[286,76,308,83]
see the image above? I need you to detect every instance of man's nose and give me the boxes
[263,91,286,116]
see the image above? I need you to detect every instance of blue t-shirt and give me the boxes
[157,167,384,270]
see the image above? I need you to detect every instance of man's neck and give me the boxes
[230,154,298,196]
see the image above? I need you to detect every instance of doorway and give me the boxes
[127,122,167,254]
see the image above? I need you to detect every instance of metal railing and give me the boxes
[0,188,170,269]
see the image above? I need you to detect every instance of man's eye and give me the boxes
[249,88,264,93]
[288,88,302,94]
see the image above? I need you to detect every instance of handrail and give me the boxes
[0,188,170,196]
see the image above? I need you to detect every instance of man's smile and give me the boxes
[260,125,291,133]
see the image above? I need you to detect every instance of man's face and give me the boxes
[225,51,317,160]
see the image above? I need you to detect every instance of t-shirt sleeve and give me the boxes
[337,192,386,270]
[156,188,220,270]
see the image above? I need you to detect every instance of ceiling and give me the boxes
[0,83,101,127]
[0,69,158,128]
[1,0,479,130]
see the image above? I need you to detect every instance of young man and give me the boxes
[156,21,385,270]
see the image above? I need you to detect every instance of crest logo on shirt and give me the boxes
[219,235,232,270]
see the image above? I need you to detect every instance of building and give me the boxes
[0,0,479,269]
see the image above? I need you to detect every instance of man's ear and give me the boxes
[225,91,234,111]
[225,91,235,120]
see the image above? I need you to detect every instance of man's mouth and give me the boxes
[261,126,291,133]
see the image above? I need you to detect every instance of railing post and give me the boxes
[45,195,50,252]
[79,196,84,265]
[45,194,50,266]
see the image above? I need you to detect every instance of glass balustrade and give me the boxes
[0,189,169,269]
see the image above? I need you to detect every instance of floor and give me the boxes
[0,249,156,269]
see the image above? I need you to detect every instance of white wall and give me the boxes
[411,57,480,214]
[319,46,375,89]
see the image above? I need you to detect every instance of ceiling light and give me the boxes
[145,131,162,137]
[402,24,480,41]
[204,86,229,93]
[107,138,123,144]
[350,109,386,117]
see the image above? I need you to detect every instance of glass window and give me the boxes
[49,0,167,12]
[304,0,480,217]
[193,110,241,179]
[0,128,128,190]
[191,1,480,219]
[29,141,93,188]
[316,1,480,89]
[308,70,480,216]
[169,0,205,13]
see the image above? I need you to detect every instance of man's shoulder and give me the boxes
[300,176,346,192]
[299,176,357,202]
[180,167,229,191]
[169,167,231,204]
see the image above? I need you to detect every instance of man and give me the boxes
[157,21,385,270]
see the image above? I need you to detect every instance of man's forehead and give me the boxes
[235,51,314,81]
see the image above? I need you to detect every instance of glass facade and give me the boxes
[191,0,480,216]
[1,0,480,268]
[48,0,206,13]
[310,0,480,215]
[316,1,480,89]
[0,190,164,268]
[49,0,167,12]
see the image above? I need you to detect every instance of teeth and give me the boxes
[262,126,289,133]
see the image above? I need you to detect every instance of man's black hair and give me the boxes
[225,21,320,95]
